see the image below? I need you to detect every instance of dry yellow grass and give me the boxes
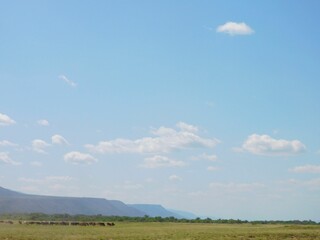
[0,222,319,240]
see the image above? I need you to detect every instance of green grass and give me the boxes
[0,222,320,240]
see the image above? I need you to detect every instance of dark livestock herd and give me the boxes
[0,220,115,226]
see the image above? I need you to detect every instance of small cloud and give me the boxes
[18,177,42,184]
[205,101,215,108]
[122,181,144,190]
[209,182,264,192]
[285,178,320,191]
[237,134,306,156]
[0,152,20,165]
[19,175,75,194]
[141,155,186,169]
[193,153,217,162]
[207,166,219,171]
[59,75,77,87]
[37,119,49,127]
[30,161,43,167]
[64,151,97,165]
[0,140,17,147]
[169,174,182,181]
[216,21,254,36]
[289,165,320,174]
[52,134,69,145]
[0,113,16,126]
[32,139,50,154]
[45,176,74,181]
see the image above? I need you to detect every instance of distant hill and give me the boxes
[0,186,144,216]
[0,186,25,197]
[0,186,197,218]
[167,208,198,219]
[128,204,183,219]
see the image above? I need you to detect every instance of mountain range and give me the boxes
[0,186,195,219]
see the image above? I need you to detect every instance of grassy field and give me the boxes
[0,222,319,240]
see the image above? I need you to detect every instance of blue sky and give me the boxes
[1,0,320,220]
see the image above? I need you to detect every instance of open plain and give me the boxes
[0,222,320,240]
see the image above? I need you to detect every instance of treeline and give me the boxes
[0,213,318,225]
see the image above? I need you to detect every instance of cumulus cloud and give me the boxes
[52,134,69,145]
[32,139,50,154]
[37,119,49,126]
[64,151,97,165]
[289,165,320,174]
[0,113,16,126]
[238,134,306,156]
[86,122,219,154]
[0,152,20,165]
[0,140,17,147]
[141,155,186,168]
[216,21,254,36]
[59,75,77,87]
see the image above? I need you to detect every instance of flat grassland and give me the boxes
[0,222,319,240]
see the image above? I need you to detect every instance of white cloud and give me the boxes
[216,21,254,36]
[304,178,320,189]
[86,122,219,154]
[30,161,43,167]
[121,181,144,190]
[19,176,73,183]
[207,166,219,171]
[176,122,198,133]
[238,134,306,156]
[205,101,215,108]
[52,134,69,145]
[18,177,42,184]
[64,151,97,165]
[0,113,16,126]
[209,182,265,192]
[289,165,320,174]
[193,153,217,161]
[59,75,77,87]
[0,140,17,147]
[141,155,186,169]
[45,176,74,181]
[19,175,74,194]
[169,175,182,181]
[285,178,320,191]
[32,139,50,154]
[0,152,20,165]
[37,119,49,126]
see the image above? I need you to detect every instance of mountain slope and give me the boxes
[0,186,198,218]
[0,186,144,216]
[129,204,183,218]
[167,208,198,219]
